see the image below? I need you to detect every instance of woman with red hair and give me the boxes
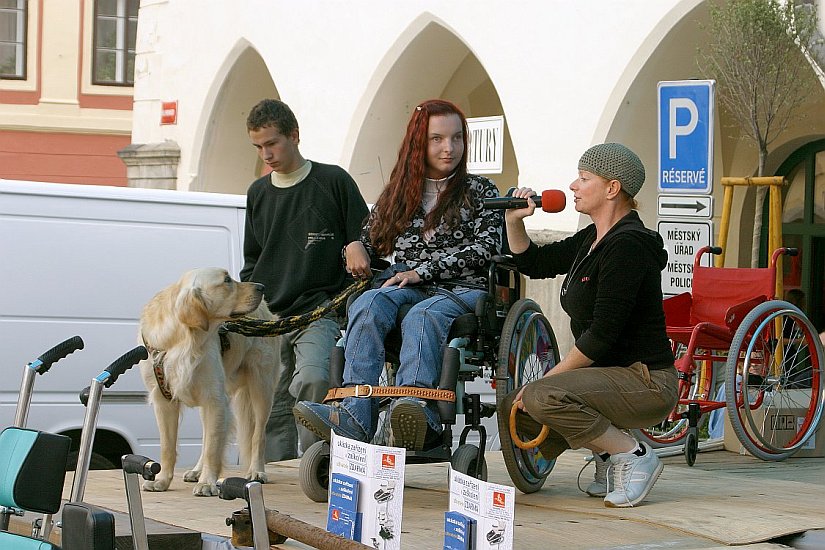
[294,99,502,450]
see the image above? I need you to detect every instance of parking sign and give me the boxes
[658,80,715,195]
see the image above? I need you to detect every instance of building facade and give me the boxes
[5,0,824,338]
[125,0,824,337]
[0,0,136,185]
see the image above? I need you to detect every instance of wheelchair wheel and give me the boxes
[684,430,698,466]
[496,299,559,494]
[631,344,718,448]
[725,300,824,461]
[451,444,488,481]
[299,440,330,502]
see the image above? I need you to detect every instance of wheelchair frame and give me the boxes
[297,254,562,501]
[1,340,157,550]
[632,246,825,465]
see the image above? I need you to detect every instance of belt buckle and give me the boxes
[354,384,374,398]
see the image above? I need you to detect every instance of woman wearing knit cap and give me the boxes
[502,143,677,508]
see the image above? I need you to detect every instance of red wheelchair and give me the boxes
[631,246,824,465]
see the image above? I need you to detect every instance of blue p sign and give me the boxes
[658,80,715,194]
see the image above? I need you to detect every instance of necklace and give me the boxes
[425,173,452,183]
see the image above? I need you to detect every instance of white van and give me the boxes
[0,179,247,469]
[0,179,501,470]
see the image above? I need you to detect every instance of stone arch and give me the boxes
[195,41,278,194]
[344,14,518,203]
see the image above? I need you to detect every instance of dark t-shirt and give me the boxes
[240,161,369,316]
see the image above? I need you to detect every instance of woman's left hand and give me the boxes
[382,269,421,288]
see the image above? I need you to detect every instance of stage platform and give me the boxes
[10,447,825,549]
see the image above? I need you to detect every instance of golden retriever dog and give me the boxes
[138,268,277,496]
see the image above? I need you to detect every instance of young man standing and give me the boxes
[242,99,370,461]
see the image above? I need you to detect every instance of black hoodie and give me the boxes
[513,210,674,370]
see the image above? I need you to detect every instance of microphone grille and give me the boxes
[540,189,566,213]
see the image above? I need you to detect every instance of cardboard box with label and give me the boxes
[722,403,824,458]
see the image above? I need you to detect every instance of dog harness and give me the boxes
[142,332,231,402]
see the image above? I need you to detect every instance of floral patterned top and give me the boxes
[360,174,503,287]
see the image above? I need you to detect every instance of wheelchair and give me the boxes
[631,246,825,465]
[1,339,156,550]
[298,254,561,501]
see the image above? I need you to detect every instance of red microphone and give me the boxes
[482,189,566,213]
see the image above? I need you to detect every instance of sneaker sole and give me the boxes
[292,402,331,442]
[604,461,664,508]
[390,401,428,451]
[586,487,607,498]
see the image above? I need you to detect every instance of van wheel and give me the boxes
[66,450,117,471]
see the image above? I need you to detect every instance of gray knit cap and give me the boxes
[578,143,645,197]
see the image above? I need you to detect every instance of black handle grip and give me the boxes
[709,246,723,255]
[122,454,161,480]
[218,477,249,501]
[33,335,84,374]
[103,346,148,388]
[784,247,799,257]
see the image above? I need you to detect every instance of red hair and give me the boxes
[369,99,471,257]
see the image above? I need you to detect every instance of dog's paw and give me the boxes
[142,477,172,492]
[246,470,268,484]
[183,469,201,483]
[192,481,220,497]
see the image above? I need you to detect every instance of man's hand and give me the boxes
[344,241,371,279]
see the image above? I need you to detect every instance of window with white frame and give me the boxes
[93,0,138,86]
[0,0,26,79]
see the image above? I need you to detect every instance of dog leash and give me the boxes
[222,278,371,337]
[142,280,369,402]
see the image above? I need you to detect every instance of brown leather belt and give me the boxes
[323,385,456,403]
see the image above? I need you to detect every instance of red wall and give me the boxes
[0,131,131,186]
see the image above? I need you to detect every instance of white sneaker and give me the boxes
[603,442,663,508]
[586,452,610,497]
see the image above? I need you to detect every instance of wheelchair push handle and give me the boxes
[104,345,148,386]
[31,335,84,374]
[509,401,550,450]
[80,346,148,405]
[693,246,723,270]
[217,476,250,501]
[122,454,161,481]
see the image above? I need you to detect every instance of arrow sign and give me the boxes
[661,200,707,212]
[658,194,713,219]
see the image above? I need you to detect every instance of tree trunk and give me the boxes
[750,146,768,267]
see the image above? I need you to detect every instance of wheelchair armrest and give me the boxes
[61,502,115,550]
[490,254,516,270]
[724,295,767,331]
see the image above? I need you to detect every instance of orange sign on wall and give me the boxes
[161,101,178,125]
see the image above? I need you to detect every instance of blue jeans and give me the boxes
[340,286,484,439]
